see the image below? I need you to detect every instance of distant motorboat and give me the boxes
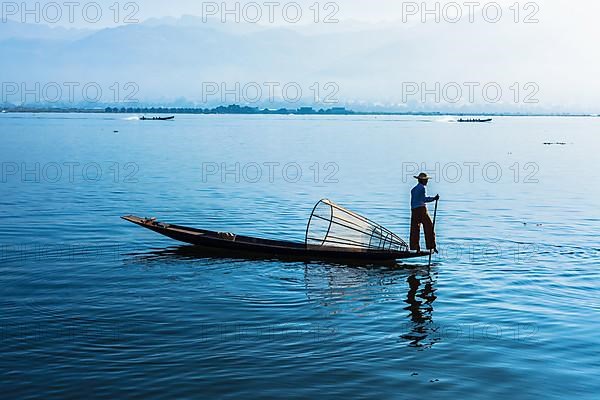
[140,116,175,121]
[457,118,492,123]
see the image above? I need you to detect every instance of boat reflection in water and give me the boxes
[125,245,440,349]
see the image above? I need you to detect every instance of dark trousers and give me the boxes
[410,206,436,251]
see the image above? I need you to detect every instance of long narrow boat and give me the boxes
[140,116,175,121]
[122,199,430,262]
[457,118,492,123]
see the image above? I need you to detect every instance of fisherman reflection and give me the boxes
[401,271,438,348]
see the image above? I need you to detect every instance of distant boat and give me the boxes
[457,118,492,123]
[140,116,175,121]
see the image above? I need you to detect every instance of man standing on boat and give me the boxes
[410,173,439,253]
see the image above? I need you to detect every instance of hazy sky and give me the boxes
[4,0,598,27]
[2,0,599,111]
[6,0,599,55]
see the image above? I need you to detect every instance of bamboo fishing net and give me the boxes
[305,199,409,252]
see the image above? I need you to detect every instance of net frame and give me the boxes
[305,199,409,252]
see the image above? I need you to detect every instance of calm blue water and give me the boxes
[1,113,599,399]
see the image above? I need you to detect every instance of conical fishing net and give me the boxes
[305,199,409,252]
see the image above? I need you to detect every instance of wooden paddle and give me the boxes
[428,199,439,267]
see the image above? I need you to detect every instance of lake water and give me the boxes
[1,113,599,399]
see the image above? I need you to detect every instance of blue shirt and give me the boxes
[411,183,436,209]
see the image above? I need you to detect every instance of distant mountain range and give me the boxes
[0,16,597,113]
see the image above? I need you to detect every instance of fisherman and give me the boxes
[410,173,439,253]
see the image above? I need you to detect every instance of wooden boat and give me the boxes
[140,116,175,121]
[122,199,430,262]
[457,118,492,123]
